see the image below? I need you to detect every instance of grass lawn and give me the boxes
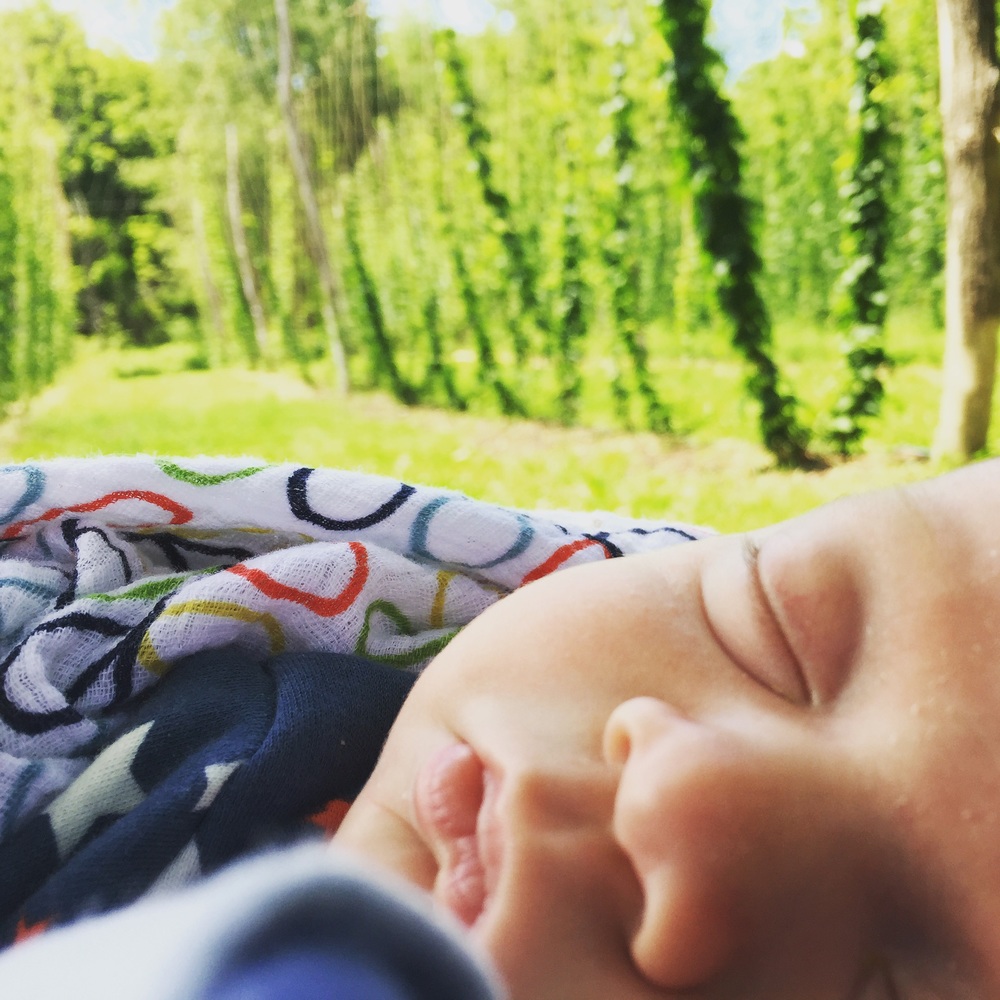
[0,332,985,533]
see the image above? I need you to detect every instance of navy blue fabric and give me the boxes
[206,950,415,1000]
[0,649,416,944]
[198,866,498,1000]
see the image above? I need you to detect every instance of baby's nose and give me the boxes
[604,697,804,992]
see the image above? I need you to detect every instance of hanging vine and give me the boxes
[828,0,893,455]
[266,128,310,379]
[651,0,814,467]
[343,200,417,405]
[557,192,588,425]
[0,132,18,404]
[602,23,671,434]
[420,290,467,411]
[438,29,547,361]
[451,244,525,417]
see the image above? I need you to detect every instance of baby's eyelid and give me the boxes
[741,536,815,707]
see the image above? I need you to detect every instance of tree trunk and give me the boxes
[225,123,270,359]
[932,0,1000,459]
[274,0,350,394]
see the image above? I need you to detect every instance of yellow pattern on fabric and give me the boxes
[130,526,315,542]
[431,570,456,629]
[138,600,286,675]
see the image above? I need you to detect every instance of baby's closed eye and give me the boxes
[699,534,812,706]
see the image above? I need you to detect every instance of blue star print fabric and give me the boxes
[0,649,415,943]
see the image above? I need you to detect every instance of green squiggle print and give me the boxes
[89,568,219,603]
[89,576,189,603]
[156,460,268,487]
[356,599,458,667]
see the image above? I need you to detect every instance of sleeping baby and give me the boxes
[2,457,998,999]
[336,457,1000,999]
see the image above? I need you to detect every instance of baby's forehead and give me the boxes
[750,474,938,564]
[851,461,1000,532]
[764,461,1000,541]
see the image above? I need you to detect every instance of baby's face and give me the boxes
[336,460,1000,999]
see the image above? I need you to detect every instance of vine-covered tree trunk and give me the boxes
[274,0,350,393]
[933,0,1000,458]
[225,123,269,360]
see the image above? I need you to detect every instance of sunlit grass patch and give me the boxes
[0,333,967,533]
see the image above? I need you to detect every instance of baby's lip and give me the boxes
[414,741,504,928]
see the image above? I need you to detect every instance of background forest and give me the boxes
[0,0,954,483]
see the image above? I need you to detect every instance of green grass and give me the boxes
[0,332,983,533]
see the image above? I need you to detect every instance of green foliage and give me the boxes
[187,0,397,170]
[828,0,894,454]
[652,0,813,467]
[0,4,79,404]
[343,199,417,405]
[880,0,944,323]
[735,26,849,326]
[0,0,951,459]
[42,23,186,345]
[158,0,393,373]
[438,28,546,361]
[419,292,467,412]
[0,132,18,401]
[451,245,525,417]
[601,27,670,433]
[556,193,588,424]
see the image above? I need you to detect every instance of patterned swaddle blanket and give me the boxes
[0,456,707,946]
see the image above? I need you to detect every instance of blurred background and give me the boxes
[0,0,981,528]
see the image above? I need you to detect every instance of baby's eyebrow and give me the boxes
[740,535,770,614]
[741,535,762,572]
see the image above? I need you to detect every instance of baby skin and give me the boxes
[336,459,1000,999]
